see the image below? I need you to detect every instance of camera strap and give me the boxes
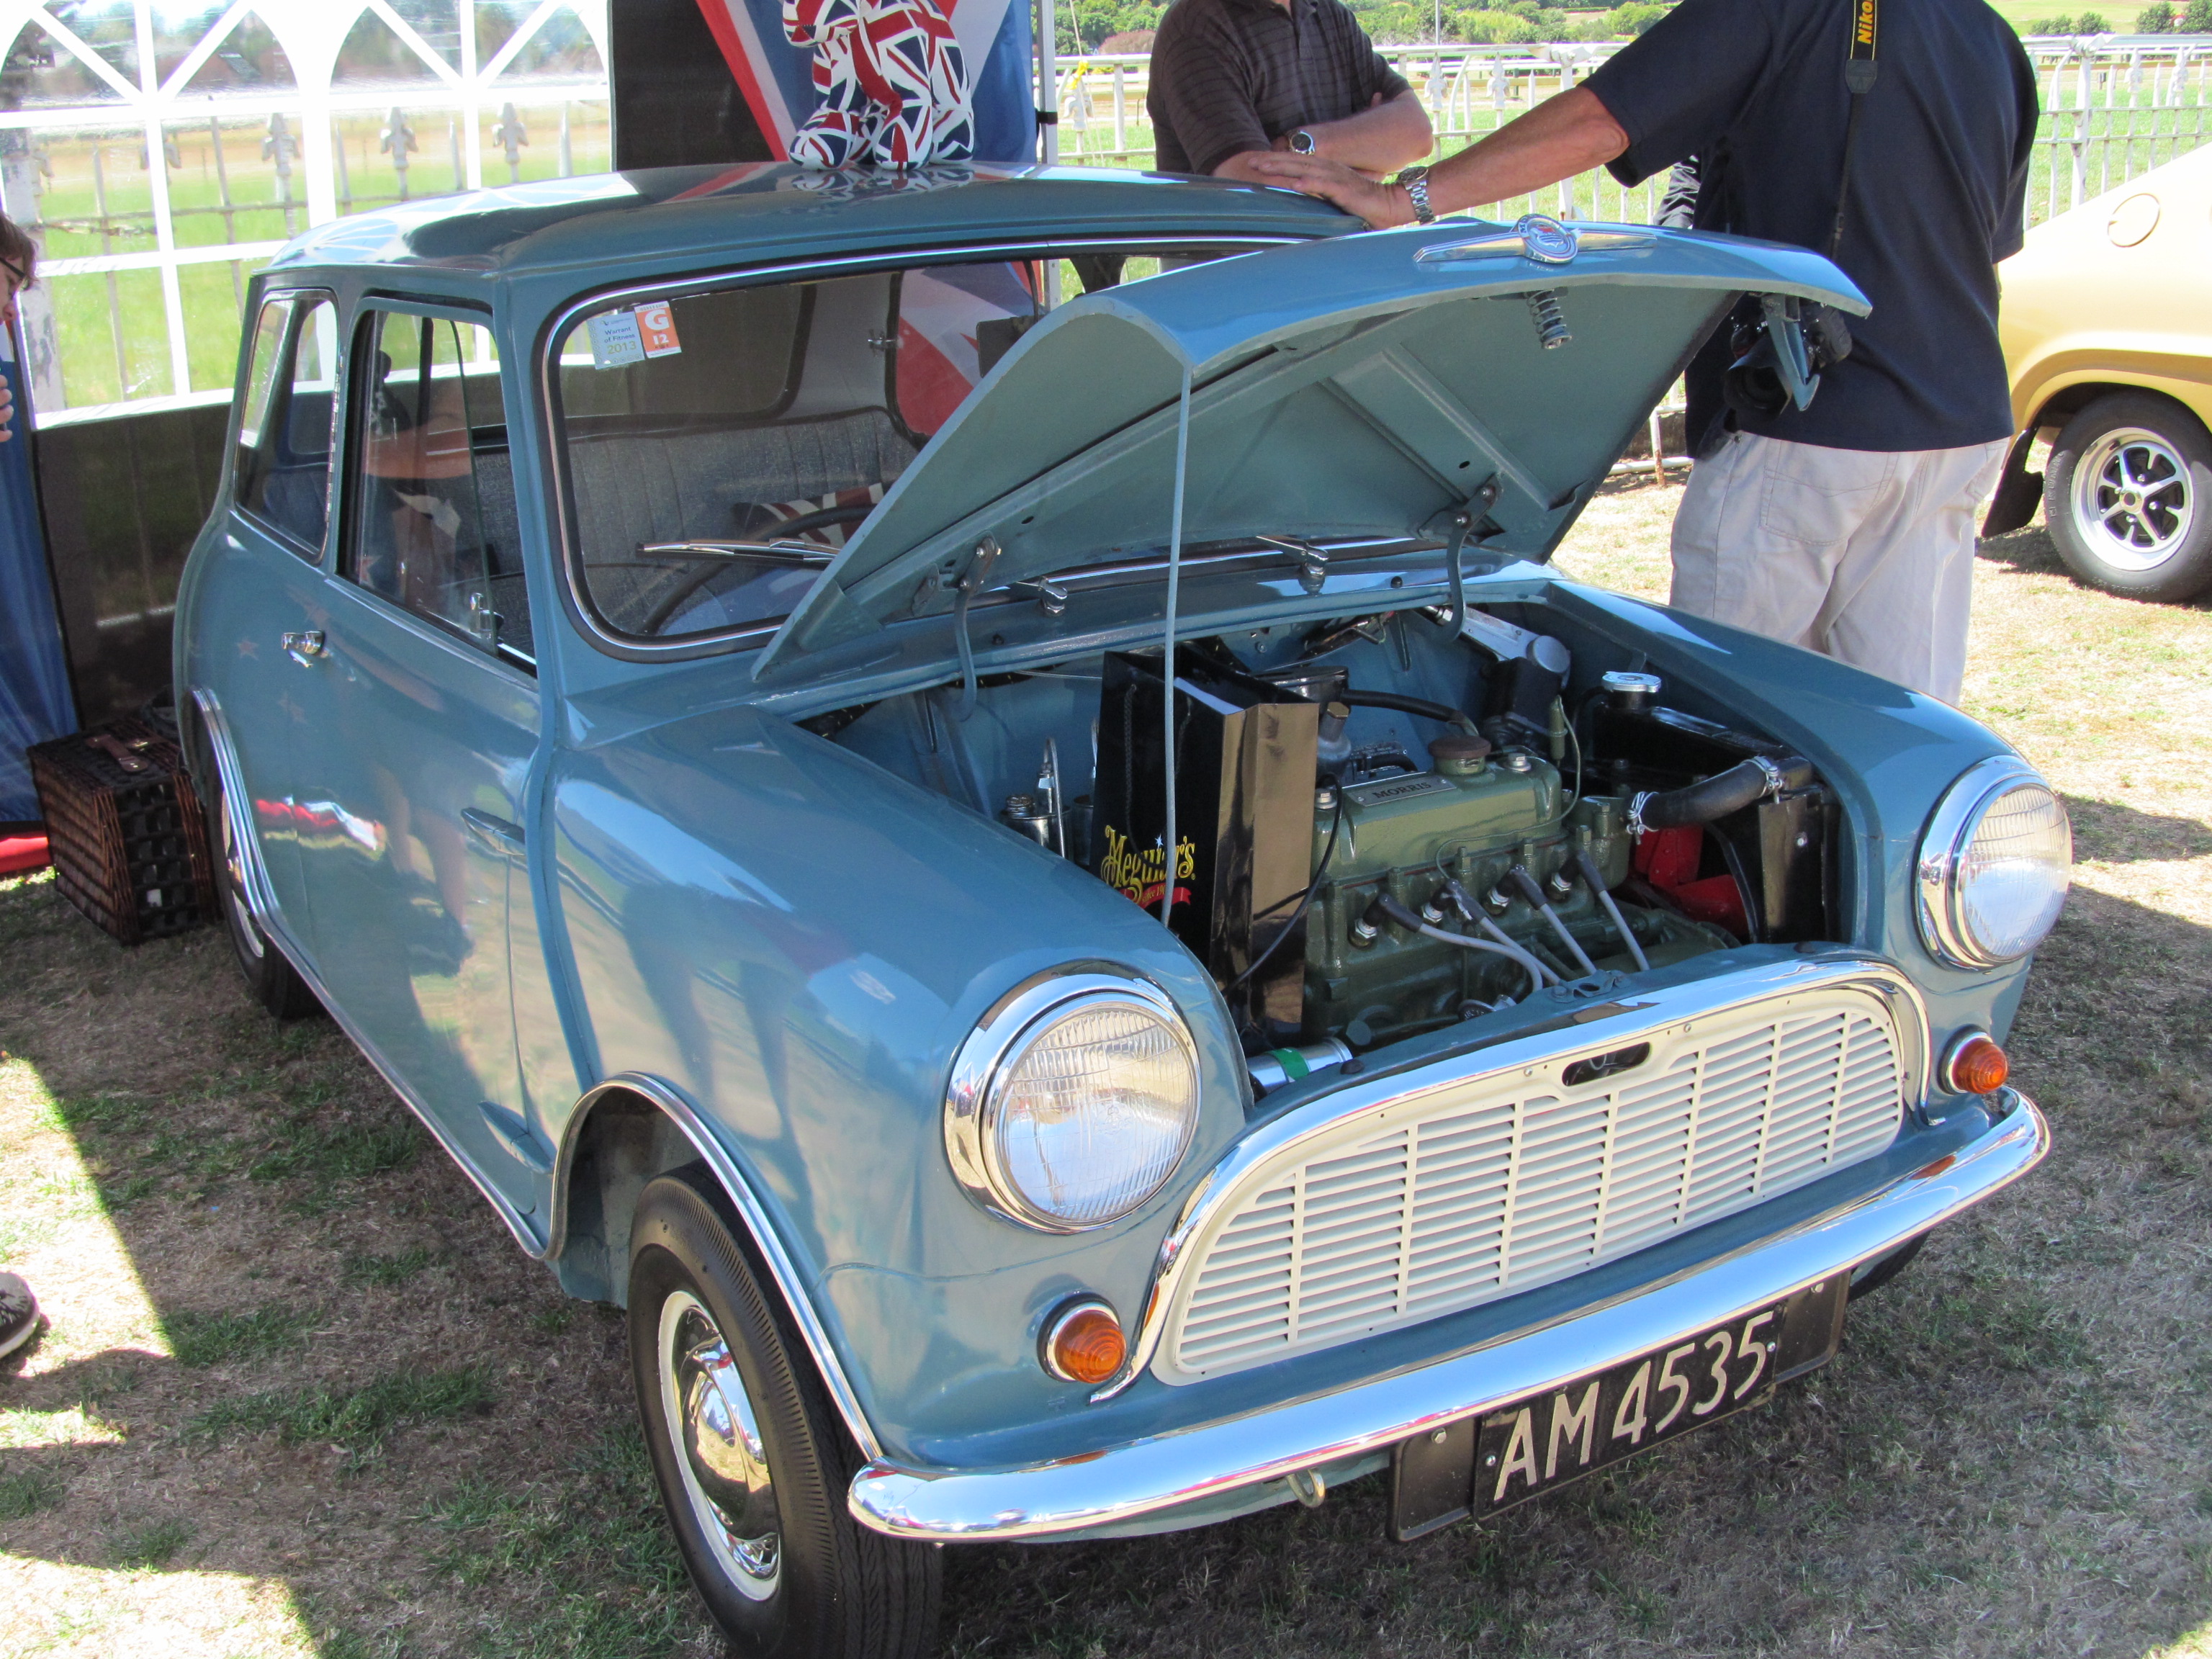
[1829,0,1880,258]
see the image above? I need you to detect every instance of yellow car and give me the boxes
[1987,143,2212,602]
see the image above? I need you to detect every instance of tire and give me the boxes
[190,728,320,1020]
[629,1167,940,1659]
[2042,392,2212,602]
[1848,1232,1925,1302]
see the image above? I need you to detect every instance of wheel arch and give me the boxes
[2023,377,2212,445]
[1985,380,2212,539]
[551,1072,885,1461]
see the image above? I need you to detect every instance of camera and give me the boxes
[1722,293,1854,421]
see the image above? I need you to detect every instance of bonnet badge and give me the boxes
[1515,213,1579,265]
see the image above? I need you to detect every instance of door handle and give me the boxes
[282,629,325,664]
[461,807,526,854]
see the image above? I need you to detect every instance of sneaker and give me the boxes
[0,1271,38,1359]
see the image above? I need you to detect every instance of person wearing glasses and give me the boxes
[1249,0,2038,703]
[1145,0,1433,186]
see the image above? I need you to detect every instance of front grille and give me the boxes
[1161,987,1908,1382]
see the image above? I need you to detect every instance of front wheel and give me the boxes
[2043,392,2212,602]
[629,1167,940,1659]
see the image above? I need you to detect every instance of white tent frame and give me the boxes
[0,0,610,422]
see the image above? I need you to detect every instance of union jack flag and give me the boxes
[693,0,1034,166]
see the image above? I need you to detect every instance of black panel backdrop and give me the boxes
[611,0,774,168]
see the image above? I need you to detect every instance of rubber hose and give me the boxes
[1639,755,1814,830]
[1338,690,1479,733]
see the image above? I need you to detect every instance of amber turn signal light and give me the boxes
[1941,1032,2010,1095]
[1040,1298,1125,1385]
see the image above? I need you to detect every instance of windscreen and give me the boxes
[549,248,1258,644]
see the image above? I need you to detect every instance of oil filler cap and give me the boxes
[1427,733,1492,774]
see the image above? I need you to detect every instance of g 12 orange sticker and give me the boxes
[635,301,682,358]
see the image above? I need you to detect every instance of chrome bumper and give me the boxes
[848,1090,2048,1542]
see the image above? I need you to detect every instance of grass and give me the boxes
[162,1303,315,1370]
[108,1516,194,1570]
[339,1246,441,1288]
[418,1424,708,1658]
[184,1367,494,1460]
[0,1468,65,1520]
[1,480,2210,1655]
[246,1118,423,1190]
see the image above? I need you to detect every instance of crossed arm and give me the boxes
[1245,85,1632,226]
[1212,90,1437,184]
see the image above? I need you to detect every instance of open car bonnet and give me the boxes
[752,217,1865,685]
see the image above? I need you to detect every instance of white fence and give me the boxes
[1,4,2204,429]
[1053,37,2212,224]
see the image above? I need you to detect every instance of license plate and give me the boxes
[1389,1275,1848,1541]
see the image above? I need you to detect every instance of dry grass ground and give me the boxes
[3,480,2210,1658]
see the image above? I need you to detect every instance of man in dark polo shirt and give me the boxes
[1147,0,1433,184]
[1249,0,2039,703]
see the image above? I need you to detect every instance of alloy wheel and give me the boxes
[2070,426,2195,572]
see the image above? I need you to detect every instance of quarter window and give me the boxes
[346,310,531,666]
[235,292,337,557]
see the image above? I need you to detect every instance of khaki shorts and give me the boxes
[1670,431,2009,703]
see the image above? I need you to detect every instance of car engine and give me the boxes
[822,601,1837,1092]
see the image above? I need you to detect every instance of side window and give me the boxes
[346,310,531,667]
[235,293,337,557]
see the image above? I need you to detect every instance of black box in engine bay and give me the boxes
[1094,649,1319,1038]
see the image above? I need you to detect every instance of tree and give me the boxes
[2137,1,2173,29]
[2180,0,2212,29]
[2041,12,2074,28]
[2074,8,2108,27]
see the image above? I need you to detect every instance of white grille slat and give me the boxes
[1163,984,1913,1381]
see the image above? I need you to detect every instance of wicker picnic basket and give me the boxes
[28,717,218,945]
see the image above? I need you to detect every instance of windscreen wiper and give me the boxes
[635,539,836,565]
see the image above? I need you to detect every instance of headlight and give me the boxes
[945,971,1201,1232]
[1916,757,2072,968]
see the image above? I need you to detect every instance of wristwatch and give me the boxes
[1395,164,1436,225]
[1288,129,1316,155]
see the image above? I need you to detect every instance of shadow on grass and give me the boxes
[1978,518,2212,611]
[0,874,711,1657]
[4,802,2212,1656]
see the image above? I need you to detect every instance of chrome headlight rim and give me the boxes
[944,966,1200,1234]
[1915,755,2071,970]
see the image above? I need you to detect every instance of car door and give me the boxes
[283,300,552,1226]
[202,289,339,944]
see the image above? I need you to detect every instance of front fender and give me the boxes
[546,701,1247,1462]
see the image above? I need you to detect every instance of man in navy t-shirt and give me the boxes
[1251,0,2039,701]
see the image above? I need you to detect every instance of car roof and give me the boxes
[263,162,1359,289]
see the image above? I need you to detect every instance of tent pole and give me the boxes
[1038,0,1059,165]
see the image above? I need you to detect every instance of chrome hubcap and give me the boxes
[2072,426,2193,571]
[658,1290,781,1599]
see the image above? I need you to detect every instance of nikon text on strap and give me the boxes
[1830,0,1879,258]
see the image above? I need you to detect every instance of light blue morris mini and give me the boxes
[176,164,2066,1659]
